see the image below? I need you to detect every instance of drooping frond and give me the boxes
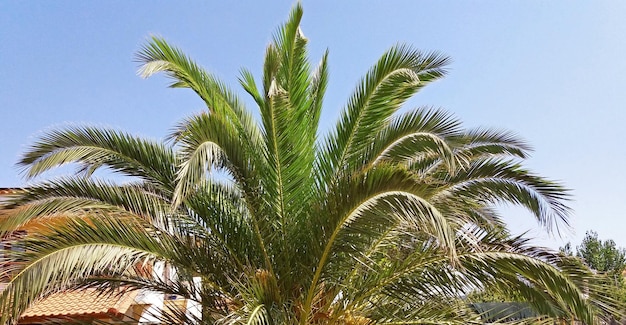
[136,35,260,143]
[302,165,461,320]
[366,107,462,170]
[319,45,450,184]
[18,126,176,188]
[432,158,571,234]
[137,35,262,146]
[168,111,261,206]
[136,35,264,205]
[1,178,174,234]
[0,217,181,325]
[451,128,532,164]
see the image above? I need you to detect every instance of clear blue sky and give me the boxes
[1,1,625,250]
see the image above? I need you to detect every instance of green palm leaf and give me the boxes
[18,126,176,188]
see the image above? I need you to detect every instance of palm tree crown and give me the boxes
[0,4,618,325]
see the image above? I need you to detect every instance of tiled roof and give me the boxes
[20,289,138,320]
[0,188,19,195]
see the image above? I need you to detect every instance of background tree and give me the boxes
[576,230,626,274]
[561,231,626,324]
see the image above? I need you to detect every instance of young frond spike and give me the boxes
[296,26,307,41]
[268,78,281,98]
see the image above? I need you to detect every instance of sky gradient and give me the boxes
[2,1,625,249]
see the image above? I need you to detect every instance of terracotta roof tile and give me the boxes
[0,188,19,195]
[21,289,138,319]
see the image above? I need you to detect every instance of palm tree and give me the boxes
[0,4,618,324]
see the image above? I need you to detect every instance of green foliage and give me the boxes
[577,230,626,274]
[559,231,626,324]
[0,4,617,325]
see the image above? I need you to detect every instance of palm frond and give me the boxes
[453,128,532,162]
[0,217,180,324]
[433,158,571,234]
[319,45,450,183]
[136,34,264,177]
[1,178,175,234]
[18,126,176,188]
[184,182,261,273]
[168,111,255,206]
[367,107,462,171]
